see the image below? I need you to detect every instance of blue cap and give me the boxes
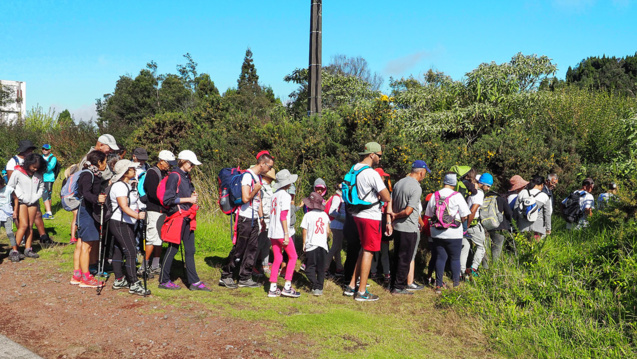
[412,160,431,173]
[479,173,494,186]
[42,144,51,150]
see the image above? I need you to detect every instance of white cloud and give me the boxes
[51,103,97,123]
[383,51,431,76]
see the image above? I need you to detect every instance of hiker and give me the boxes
[6,140,54,247]
[506,175,529,213]
[70,150,107,288]
[598,182,618,210]
[41,144,58,220]
[255,167,276,277]
[562,178,595,229]
[140,150,177,279]
[299,178,327,272]
[301,192,331,296]
[422,194,437,286]
[108,160,151,296]
[342,142,391,302]
[483,181,513,264]
[0,176,21,262]
[132,147,150,178]
[370,167,391,284]
[542,173,558,235]
[516,175,551,241]
[425,173,471,293]
[324,184,346,278]
[277,184,301,277]
[460,173,490,277]
[78,134,119,181]
[389,160,429,295]
[5,153,46,260]
[219,152,274,289]
[267,169,301,298]
[157,151,209,291]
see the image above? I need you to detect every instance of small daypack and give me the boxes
[480,195,503,231]
[60,169,93,211]
[431,191,462,229]
[157,172,182,209]
[324,193,342,220]
[516,189,541,222]
[217,167,258,215]
[342,165,379,213]
[562,191,584,223]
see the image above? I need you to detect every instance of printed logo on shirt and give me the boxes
[315,217,325,234]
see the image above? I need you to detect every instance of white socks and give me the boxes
[270,283,278,291]
[284,281,291,290]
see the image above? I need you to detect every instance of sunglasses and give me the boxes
[375,153,382,159]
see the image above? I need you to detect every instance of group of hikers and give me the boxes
[1,137,617,301]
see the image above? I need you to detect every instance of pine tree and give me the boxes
[237,48,260,93]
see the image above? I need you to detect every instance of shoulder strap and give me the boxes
[12,156,19,165]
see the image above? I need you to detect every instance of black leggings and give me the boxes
[160,219,200,285]
[109,219,138,283]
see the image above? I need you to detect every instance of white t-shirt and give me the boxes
[425,188,471,239]
[109,181,140,224]
[562,190,594,227]
[301,210,330,252]
[238,169,262,219]
[467,189,485,220]
[5,156,23,171]
[328,194,345,230]
[351,164,387,220]
[268,189,291,239]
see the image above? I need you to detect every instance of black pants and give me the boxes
[255,230,271,273]
[305,248,327,290]
[159,219,200,285]
[343,212,361,282]
[221,216,259,281]
[391,231,417,290]
[371,241,391,275]
[110,219,138,283]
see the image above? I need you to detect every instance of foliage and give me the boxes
[566,53,637,97]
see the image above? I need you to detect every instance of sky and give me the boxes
[1,0,636,122]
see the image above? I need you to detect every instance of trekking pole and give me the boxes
[140,209,148,297]
[97,202,105,295]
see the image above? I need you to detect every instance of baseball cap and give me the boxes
[97,134,119,151]
[133,147,149,161]
[412,160,431,173]
[358,142,382,155]
[158,150,177,166]
[42,144,51,150]
[375,168,390,177]
[443,173,457,186]
[177,150,201,166]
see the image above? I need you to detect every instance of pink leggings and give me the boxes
[269,238,298,282]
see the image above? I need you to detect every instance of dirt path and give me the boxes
[0,256,307,359]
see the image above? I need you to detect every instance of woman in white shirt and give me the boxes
[515,175,551,241]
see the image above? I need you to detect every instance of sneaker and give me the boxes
[189,281,211,292]
[391,288,413,295]
[465,268,479,278]
[238,278,259,288]
[281,287,301,298]
[69,237,78,245]
[425,276,435,287]
[112,277,129,290]
[24,249,39,259]
[407,282,425,291]
[137,266,155,279]
[18,252,25,260]
[299,263,306,272]
[383,274,391,284]
[79,274,103,288]
[252,267,264,277]
[42,213,54,220]
[158,281,181,290]
[39,235,57,248]
[355,290,379,302]
[311,289,323,296]
[343,285,356,297]
[9,250,20,263]
[435,286,444,295]
[129,281,151,296]
[70,273,82,285]
[89,265,98,276]
[268,288,281,297]
[219,277,238,289]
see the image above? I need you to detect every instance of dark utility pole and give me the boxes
[308,0,322,116]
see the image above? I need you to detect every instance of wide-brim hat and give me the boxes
[263,168,276,180]
[16,140,37,154]
[273,169,298,191]
[303,191,325,211]
[112,159,140,182]
[509,175,529,192]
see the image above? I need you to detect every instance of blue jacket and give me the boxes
[43,154,57,183]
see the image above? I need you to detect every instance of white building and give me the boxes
[0,80,26,123]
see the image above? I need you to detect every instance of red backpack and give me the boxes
[156,172,182,209]
[324,193,342,220]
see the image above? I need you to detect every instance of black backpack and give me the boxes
[562,191,583,223]
[102,182,132,222]
[49,155,61,180]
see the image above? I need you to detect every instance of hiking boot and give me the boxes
[268,288,281,297]
[343,285,356,297]
[311,289,323,296]
[391,288,413,295]
[9,250,20,263]
[70,273,82,285]
[24,249,39,259]
[189,281,211,292]
[39,235,56,248]
[137,266,155,279]
[112,277,129,290]
[281,287,301,298]
[79,274,103,288]
[219,277,238,289]
[129,281,151,296]
[407,282,425,291]
[238,278,259,288]
[150,266,161,276]
[355,290,379,302]
[158,281,181,290]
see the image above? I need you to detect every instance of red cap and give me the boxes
[375,168,390,177]
[256,150,273,160]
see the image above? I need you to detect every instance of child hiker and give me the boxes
[301,192,331,296]
[267,169,301,298]
[0,176,21,262]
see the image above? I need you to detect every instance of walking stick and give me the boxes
[140,209,148,296]
[97,202,106,295]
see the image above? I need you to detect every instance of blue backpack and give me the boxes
[60,169,93,211]
[218,167,258,215]
[342,164,380,213]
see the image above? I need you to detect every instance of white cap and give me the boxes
[158,150,177,165]
[97,134,119,151]
[177,150,201,166]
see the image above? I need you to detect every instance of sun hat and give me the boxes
[97,134,119,151]
[263,168,276,180]
[177,150,201,166]
[158,150,177,166]
[443,173,457,187]
[132,147,149,161]
[288,184,297,195]
[302,192,325,211]
[112,159,140,182]
[42,144,51,150]
[479,173,494,186]
[16,140,37,154]
[358,142,382,155]
[509,175,529,192]
[273,169,298,191]
[375,168,390,177]
[412,160,431,173]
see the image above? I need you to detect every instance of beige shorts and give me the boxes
[146,211,166,246]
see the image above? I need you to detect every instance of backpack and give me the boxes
[516,189,541,222]
[217,167,258,215]
[562,191,584,223]
[342,165,379,212]
[157,172,182,209]
[45,155,61,181]
[431,191,462,229]
[102,181,132,222]
[60,169,93,211]
[137,167,160,205]
[450,165,474,199]
[324,193,342,220]
[480,194,503,231]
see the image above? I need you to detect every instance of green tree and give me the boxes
[159,74,190,113]
[237,48,259,94]
[566,53,637,97]
[57,109,74,127]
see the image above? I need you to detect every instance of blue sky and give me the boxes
[1,0,635,121]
